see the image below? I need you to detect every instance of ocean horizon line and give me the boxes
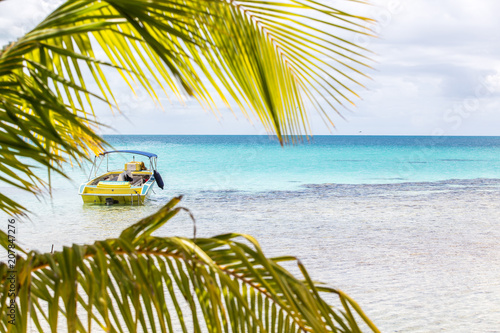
[101,134,500,138]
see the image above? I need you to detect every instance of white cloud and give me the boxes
[333,0,500,135]
[0,0,63,46]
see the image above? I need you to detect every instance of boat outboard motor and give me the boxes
[154,170,164,189]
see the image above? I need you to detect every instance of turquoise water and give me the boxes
[69,135,500,193]
[3,135,500,332]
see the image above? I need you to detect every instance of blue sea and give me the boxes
[3,135,500,332]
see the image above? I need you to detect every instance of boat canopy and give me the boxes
[98,150,158,158]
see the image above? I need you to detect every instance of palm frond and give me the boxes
[0,197,379,332]
[0,0,373,215]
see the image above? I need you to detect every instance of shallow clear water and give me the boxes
[2,135,500,332]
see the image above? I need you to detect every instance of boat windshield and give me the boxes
[88,152,157,179]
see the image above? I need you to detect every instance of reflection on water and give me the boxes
[3,178,500,332]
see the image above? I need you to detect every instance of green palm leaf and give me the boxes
[0,197,379,332]
[0,0,372,215]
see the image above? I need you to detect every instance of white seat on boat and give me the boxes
[117,170,132,182]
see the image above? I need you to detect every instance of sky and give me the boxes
[1,0,500,136]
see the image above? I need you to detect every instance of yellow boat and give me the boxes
[79,150,164,205]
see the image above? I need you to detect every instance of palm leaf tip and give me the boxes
[119,195,184,242]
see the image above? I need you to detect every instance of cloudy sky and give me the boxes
[1,0,500,136]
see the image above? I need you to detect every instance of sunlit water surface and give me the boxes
[3,135,500,332]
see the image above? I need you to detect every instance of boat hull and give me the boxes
[79,171,156,205]
[80,193,150,205]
